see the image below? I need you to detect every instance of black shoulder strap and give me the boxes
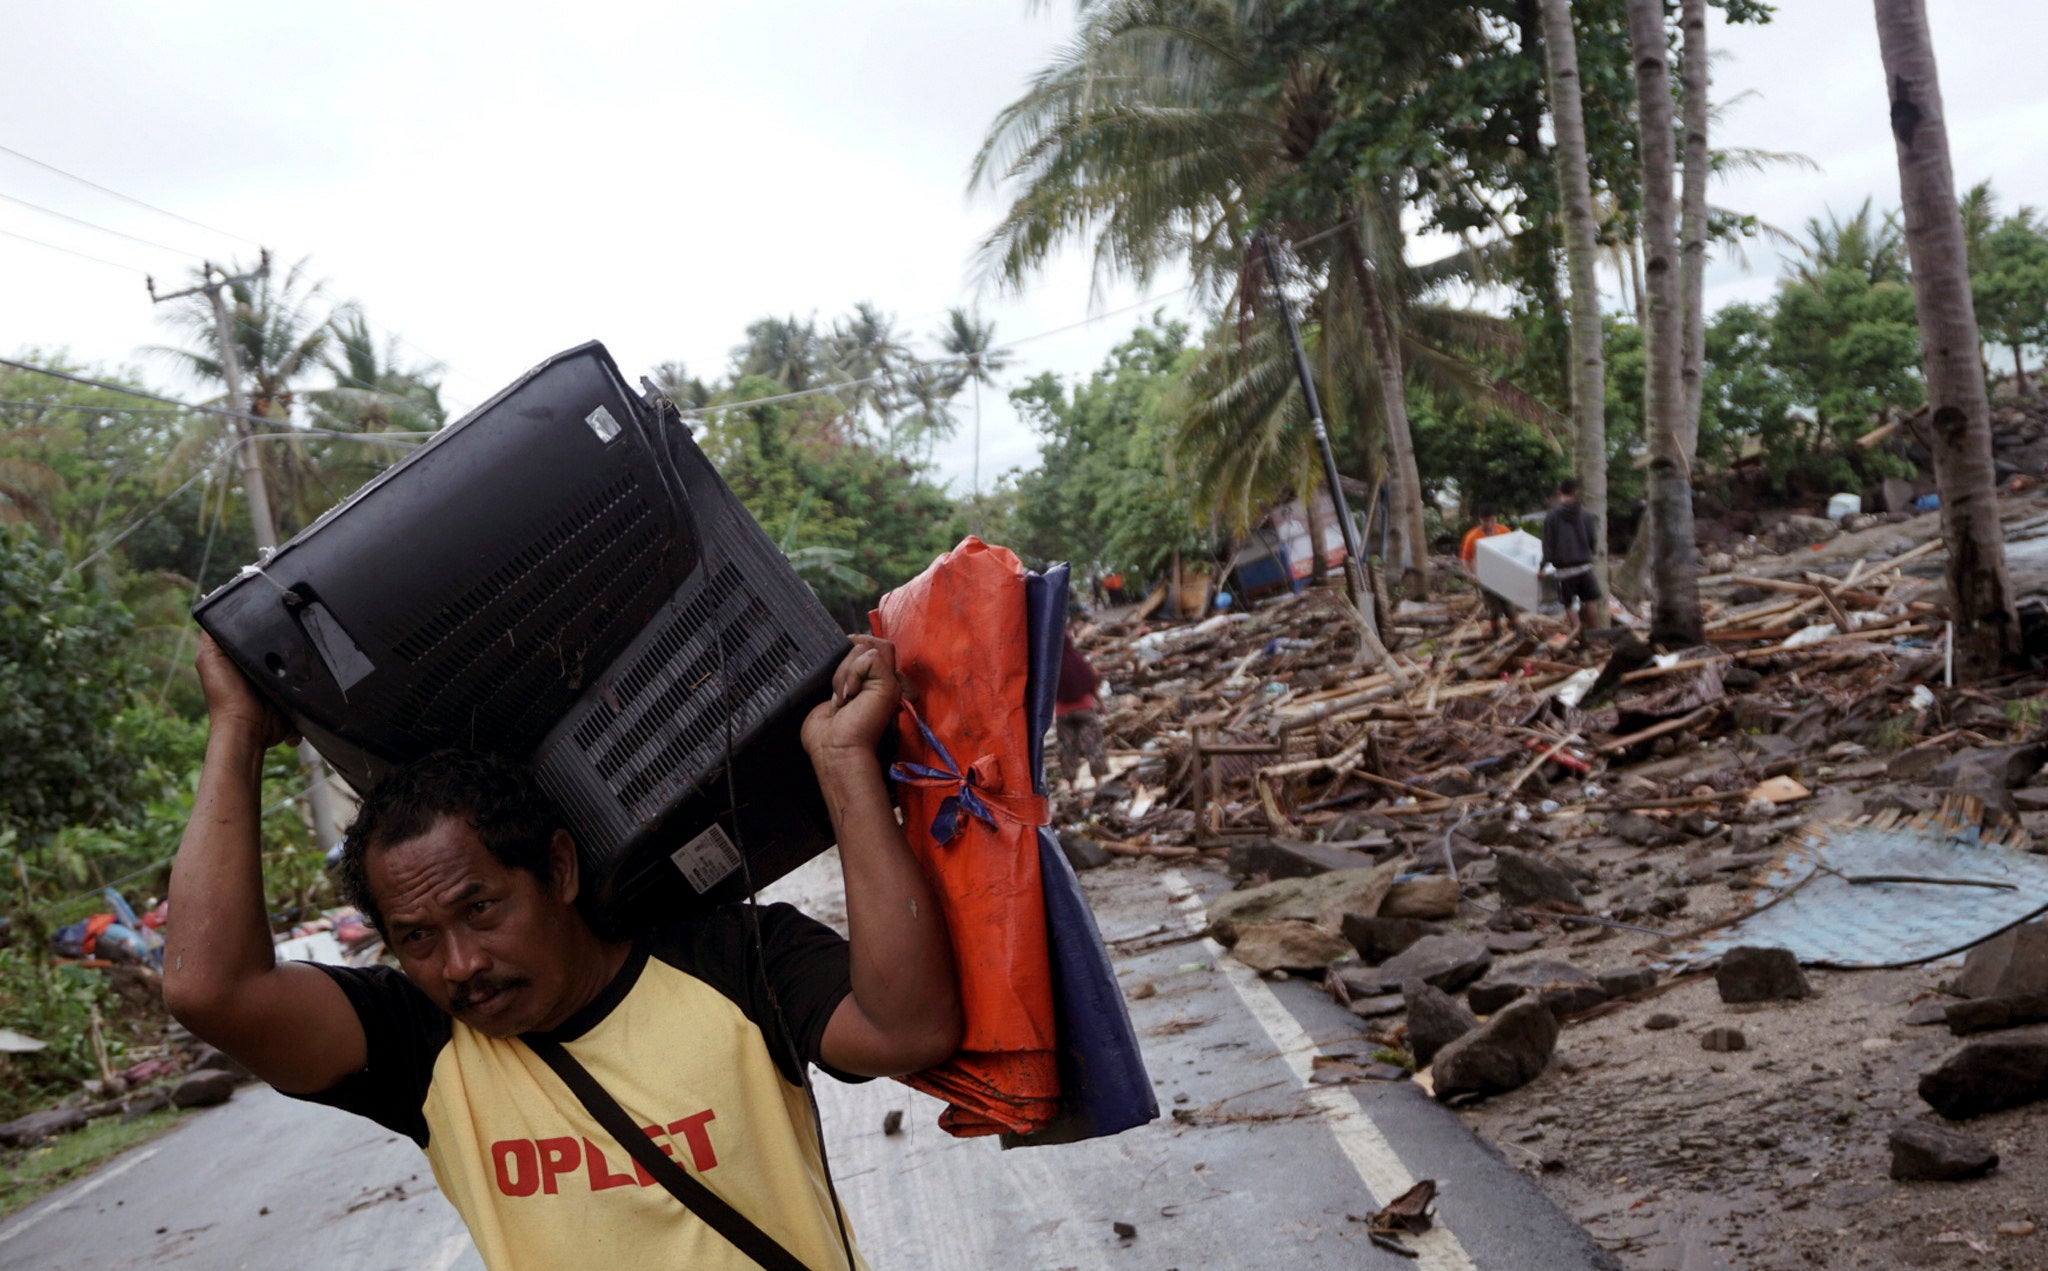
[524,1035,813,1271]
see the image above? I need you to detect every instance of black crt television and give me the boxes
[193,341,848,925]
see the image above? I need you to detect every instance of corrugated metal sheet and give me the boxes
[1685,798,2048,969]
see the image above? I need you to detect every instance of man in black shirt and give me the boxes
[164,634,958,1268]
[1540,477,1603,634]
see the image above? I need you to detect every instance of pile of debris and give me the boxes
[1061,532,2048,1259]
[1069,535,1968,864]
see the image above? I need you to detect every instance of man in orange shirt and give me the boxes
[1459,504,1516,637]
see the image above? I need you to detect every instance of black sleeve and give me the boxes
[650,902,860,1086]
[285,963,452,1147]
[1540,508,1558,567]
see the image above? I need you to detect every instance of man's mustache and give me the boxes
[449,975,531,1014]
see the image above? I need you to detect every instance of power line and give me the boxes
[0,354,429,436]
[0,397,191,415]
[0,188,206,260]
[0,224,150,275]
[0,143,260,249]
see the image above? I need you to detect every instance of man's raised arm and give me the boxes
[162,634,368,1095]
[805,636,963,1077]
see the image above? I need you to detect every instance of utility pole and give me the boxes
[1256,233,1391,664]
[150,253,348,851]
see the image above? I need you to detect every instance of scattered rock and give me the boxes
[1931,744,2043,793]
[1597,967,1659,998]
[1606,812,1677,848]
[1379,875,1463,920]
[1404,980,1479,1066]
[1112,1221,1137,1241]
[1773,514,1840,549]
[1225,838,1376,880]
[1701,1026,1748,1053]
[1955,921,2048,1000]
[0,1107,86,1148]
[1228,920,1354,973]
[1347,993,1406,1020]
[1207,862,1401,944]
[1716,946,1815,1004]
[1888,1122,1999,1181]
[1058,833,1112,872]
[1339,914,1446,964]
[882,1109,905,1136]
[1467,961,1608,1017]
[1946,992,2048,1035]
[1431,1000,1560,1101]
[1999,1220,2037,1237]
[171,1069,238,1109]
[1645,1013,1683,1031]
[1905,999,1951,1026]
[1494,850,1584,909]
[1373,934,1492,994]
[1485,931,1546,956]
[123,1089,170,1120]
[1919,1030,2048,1119]
[190,1045,253,1084]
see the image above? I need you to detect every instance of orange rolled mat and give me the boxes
[871,537,1059,1136]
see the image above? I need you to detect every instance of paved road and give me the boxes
[0,858,1610,1270]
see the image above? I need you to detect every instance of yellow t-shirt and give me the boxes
[300,905,866,1270]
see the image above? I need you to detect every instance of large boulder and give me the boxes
[1227,921,1354,974]
[1495,850,1584,909]
[1380,876,1463,920]
[1889,1122,1999,1181]
[1339,914,1446,964]
[1919,1030,2048,1119]
[1373,935,1492,994]
[1207,862,1401,944]
[1431,1000,1560,1100]
[1467,961,1609,1017]
[1225,839,1378,881]
[1404,980,1478,1066]
[0,1107,86,1148]
[1715,946,1815,1004]
[1955,921,2048,1000]
[171,1069,238,1109]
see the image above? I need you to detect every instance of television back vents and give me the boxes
[194,341,849,919]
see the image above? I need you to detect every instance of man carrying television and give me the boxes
[165,633,959,1269]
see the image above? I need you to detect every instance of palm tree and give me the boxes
[973,1,1500,598]
[1874,0,2017,680]
[732,316,826,391]
[1539,0,1610,584]
[1677,0,1711,459]
[938,308,1014,497]
[1627,0,1703,644]
[151,256,337,537]
[828,302,911,440]
[888,360,962,461]
[1788,201,1909,288]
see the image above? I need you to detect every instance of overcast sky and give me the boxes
[4,1,2046,496]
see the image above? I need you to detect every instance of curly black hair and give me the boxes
[337,749,564,935]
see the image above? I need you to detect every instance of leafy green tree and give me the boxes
[697,377,967,622]
[1972,209,2048,393]
[0,526,143,862]
[1767,259,1923,457]
[1005,317,1208,582]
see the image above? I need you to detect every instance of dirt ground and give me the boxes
[1457,925,2048,1269]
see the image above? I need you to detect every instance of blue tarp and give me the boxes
[1001,564,1159,1147]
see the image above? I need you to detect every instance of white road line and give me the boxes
[0,1145,161,1247]
[1164,872,1478,1271]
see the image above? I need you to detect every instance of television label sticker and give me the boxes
[585,405,622,443]
[670,823,742,894]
